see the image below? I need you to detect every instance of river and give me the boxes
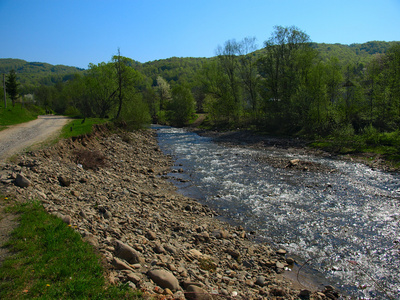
[153,125,400,299]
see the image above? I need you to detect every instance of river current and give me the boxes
[153,125,400,299]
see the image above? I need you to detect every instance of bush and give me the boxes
[362,124,380,145]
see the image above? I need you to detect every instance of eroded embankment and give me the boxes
[0,127,338,299]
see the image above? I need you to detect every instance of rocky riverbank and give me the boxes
[0,126,338,299]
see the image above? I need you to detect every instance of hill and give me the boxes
[0,58,85,93]
[1,41,399,93]
[311,40,400,65]
[135,56,210,86]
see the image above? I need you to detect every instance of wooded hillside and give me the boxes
[2,41,398,93]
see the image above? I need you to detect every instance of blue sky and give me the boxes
[0,0,399,69]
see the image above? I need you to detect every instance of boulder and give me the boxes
[147,269,180,291]
[185,284,212,300]
[114,240,143,264]
[15,174,31,188]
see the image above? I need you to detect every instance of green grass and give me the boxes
[0,200,142,299]
[61,118,109,139]
[310,131,400,169]
[0,102,44,130]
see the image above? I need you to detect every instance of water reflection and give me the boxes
[154,125,400,299]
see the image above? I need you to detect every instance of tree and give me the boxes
[84,62,117,118]
[216,39,241,120]
[169,84,196,127]
[237,37,260,118]
[258,25,317,131]
[6,69,19,106]
[112,49,141,120]
[156,76,172,111]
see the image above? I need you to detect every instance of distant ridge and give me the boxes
[1,41,399,90]
[0,58,85,89]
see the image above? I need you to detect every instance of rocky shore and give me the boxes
[0,126,339,299]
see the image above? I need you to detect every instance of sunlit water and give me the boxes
[153,125,400,299]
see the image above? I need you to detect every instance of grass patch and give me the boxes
[61,118,109,139]
[0,103,43,128]
[0,201,142,299]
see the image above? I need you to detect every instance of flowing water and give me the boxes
[154,125,400,299]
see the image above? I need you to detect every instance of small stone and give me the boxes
[212,229,229,239]
[276,261,285,269]
[185,285,212,300]
[147,269,180,291]
[103,210,112,219]
[112,257,134,271]
[114,240,143,264]
[15,174,31,188]
[79,210,88,219]
[58,176,71,187]
[71,190,80,197]
[271,288,286,296]
[189,249,202,259]
[163,288,173,295]
[226,249,240,259]
[255,275,266,287]
[125,272,141,284]
[164,244,177,255]
[146,230,157,240]
[286,257,295,264]
[51,212,71,225]
[83,233,99,247]
[276,249,287,255]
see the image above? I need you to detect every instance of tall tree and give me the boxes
[85,62,117,118]
[237,37,260,115]
[6,69,19,107]
[156,76,172,111]
[258,25,316,131]
[216,39,241,121]
[113,49,141,120]
[169,84,196,127]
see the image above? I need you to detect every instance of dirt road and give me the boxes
[0,115,71,160]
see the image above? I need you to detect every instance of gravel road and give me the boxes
[0,115,71,160]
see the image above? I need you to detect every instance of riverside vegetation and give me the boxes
[0,124,340,299]
[1,26,400,166]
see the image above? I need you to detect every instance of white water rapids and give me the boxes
[154,125,400,299]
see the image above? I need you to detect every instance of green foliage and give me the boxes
[5,69,19,106]
[0,58,84,94]
[0,101,43,129]
[3,35,400,162]
[60,118,108,139]
[169,84,196,127]
[0,201,142,299]
[311,41,400,66]
[119,94,151,130]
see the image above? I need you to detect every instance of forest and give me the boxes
[1,26,400,160]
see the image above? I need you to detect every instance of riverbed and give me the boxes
[154,125,400,299]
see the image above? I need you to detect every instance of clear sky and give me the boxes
[1,0,399,69]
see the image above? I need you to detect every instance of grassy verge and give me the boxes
[0,200,142,299]
[310,132,400,169]
[0,103,44,130]
[60,118,109,139]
